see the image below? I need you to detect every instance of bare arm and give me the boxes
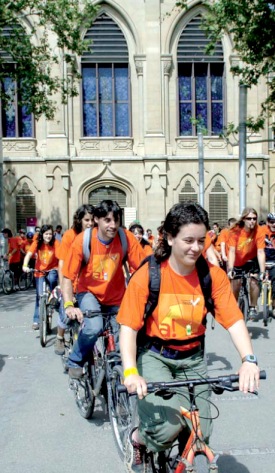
[22,251,33,270]
[120,325,147,399]
[228,319,260,393]
[257,248,266,274]
[62,276,83,322]
[220,241,227,261]
[206,244,219,266]
[227,246,236,271]
[58,259,64,286]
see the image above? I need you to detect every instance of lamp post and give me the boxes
[198,131,204,208]
[239,84,247,213]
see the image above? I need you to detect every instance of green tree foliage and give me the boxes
[0,0,98,119]
[176,0,275,131]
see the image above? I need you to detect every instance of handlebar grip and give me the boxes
[117,384,127,394]
[259,370,267,380]
[230,369,266,383]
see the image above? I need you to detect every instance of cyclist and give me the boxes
[2,228,21,290]
[62,200,147,379]
[54,204,95,356]
[261,212,275,316]
[22,225,60,330]
[129,224,153,257]
[20,232,36,271]
[219,218,237,265]
[117,202,260,473]
[227,208,266,321]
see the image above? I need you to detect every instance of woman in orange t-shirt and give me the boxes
[22,224,60,330]
[117,202,260,465]
[227,208,265,320]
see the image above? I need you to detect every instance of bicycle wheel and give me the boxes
[107,364,135,460]
[262,284,270,327]
[39,296,47,347]
[46,306,53,335]
[238,293,249,324]
[2,270,14,294]
[19,272,33,290]
[74,363,95,419]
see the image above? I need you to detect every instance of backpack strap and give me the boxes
[82,227,92,264]
[118,227,128,263]
[195,255,215,316]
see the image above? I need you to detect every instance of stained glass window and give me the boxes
[1,76,33,138]
[177,14,225,136]
[81,14,130,138]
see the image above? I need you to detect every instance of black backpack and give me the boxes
[139,254,215,320]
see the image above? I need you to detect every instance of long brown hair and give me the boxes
[231,207,258,230]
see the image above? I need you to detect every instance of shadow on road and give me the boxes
[0,353,8,372]
[247,325,269,340]
[206,352,233,371]
[218,454,250,472]
[0,288,36,313]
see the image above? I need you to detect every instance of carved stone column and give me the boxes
[134,55,146,146]
[161,54,173,146]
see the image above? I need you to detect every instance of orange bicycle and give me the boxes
[119,370,266,472]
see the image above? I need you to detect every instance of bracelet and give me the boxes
[64,301,74,309]
[23,264,29,268]
[123,367,138,378]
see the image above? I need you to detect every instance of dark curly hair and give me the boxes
[37,225,55,249]
[72,204,95,234]
[155,201,209,262]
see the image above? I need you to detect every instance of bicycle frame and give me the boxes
[120,371,266,473]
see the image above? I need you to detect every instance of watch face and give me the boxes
[243,354,257,363]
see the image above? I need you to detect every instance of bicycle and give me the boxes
[28,269,55,347]
[0,257,15,294]
[118,370,266,472]
[261,261,275,327]
[65,311,133,459]
[19,269,34,291]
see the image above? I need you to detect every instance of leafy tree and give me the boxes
[0,0,98,120]
[176,0,275,131]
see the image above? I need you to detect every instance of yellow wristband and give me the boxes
[64,301,74,309]
[23,265,28,268]
[123,367,138,378]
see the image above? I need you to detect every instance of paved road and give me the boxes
[0,289,274,473]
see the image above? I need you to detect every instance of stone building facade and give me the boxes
[2,0,274,235]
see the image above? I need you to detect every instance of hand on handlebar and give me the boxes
[227,269,235,279]
[64,306,84,323]
[124,374,148,400]
[22,265,31,273]
[238,362,260,394]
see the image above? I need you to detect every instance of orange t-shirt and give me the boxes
[62,227,147,306]
[56,228,77,261]
[21,240,36,260]
[28,240,60,277]
[228,225,265,267]
[8,237,21,264]
[217,228,229,255]
[117,259,243,341]
[202,232,212,258]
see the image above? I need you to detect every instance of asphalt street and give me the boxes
[0,287,274,473]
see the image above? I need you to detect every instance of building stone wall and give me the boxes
[2,0,272,235]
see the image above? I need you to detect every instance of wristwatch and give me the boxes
[242,354,258,365]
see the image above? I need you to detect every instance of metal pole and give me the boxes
[239,84,247,213]
[198,131,204,207]
[0,135,4,230]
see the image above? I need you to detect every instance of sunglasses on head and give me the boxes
[245,217,257,221]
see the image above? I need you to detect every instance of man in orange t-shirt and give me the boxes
[62,200,146,379]
[227,208,265,320]
[2,228,21,289]
[117,202,260,471]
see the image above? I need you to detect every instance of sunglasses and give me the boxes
[245,217,257,221]
[268,220,275,224]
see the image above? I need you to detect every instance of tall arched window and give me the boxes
[208,180,228,227]
[82,14,130,137]
[0,28,33,138]
[179,180,198,203]
[16,183,36,231]
[89,186,127,207]
[177,14,225,136]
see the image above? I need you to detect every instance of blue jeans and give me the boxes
[33,270,58,323]
[67,292,119,368]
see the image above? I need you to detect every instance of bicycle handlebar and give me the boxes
[117,370,266,395]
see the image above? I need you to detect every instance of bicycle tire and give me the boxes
[262,283,270,327]
[46,306,53,335]
[39,296,47,347]
[74,363,95,419]
[238,293,249,324]
[19,272,33,290]
[2,270,14,294]
[108,364,135,460]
